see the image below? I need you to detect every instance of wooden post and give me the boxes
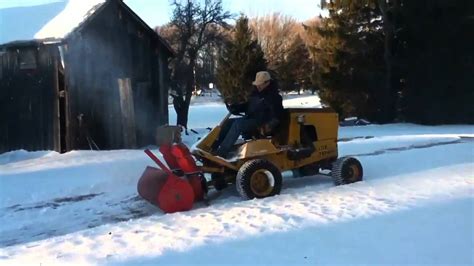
[157,50,168,125]
[53,55,61,152]
[118,78,137,148]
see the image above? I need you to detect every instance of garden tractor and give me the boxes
[138,108,363,213]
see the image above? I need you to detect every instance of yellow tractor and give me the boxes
[191,108,363,199]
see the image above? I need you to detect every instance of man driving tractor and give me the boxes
[212,71,284,158]
[140,72,363,212]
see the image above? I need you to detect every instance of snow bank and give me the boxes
[0,150,58,165]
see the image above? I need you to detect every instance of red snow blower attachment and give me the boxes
[138,149,195,213]
[137,125,206,213]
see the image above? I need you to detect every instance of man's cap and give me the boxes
[252,71,271,86]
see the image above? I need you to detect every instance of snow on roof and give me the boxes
[34,0,106,40]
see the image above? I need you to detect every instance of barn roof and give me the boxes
[0,0,174,55]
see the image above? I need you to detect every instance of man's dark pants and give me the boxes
[213,118,258,157]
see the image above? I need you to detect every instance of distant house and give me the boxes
[0,0,173,153]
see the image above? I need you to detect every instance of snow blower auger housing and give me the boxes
[192,108,363,199]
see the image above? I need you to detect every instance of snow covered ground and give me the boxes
[0,95,473,266]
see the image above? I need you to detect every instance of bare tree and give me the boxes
[249,13,322,93]
[249,13,300,70]
[159,0,233,132]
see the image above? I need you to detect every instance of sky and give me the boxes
[0,0,324,27]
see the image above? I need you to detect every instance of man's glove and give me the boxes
[225,101,247,115]
[225,102,237,115]
[259,119,279,136]
[259,124,272,136]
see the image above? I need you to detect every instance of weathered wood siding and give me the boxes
[64,0,170,150]
[0,45,59,153]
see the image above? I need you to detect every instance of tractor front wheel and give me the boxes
[331,157,363,185]
[236,159,282,199]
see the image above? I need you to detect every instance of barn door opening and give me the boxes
[54,50,68,153]
[118,78,137,148]
[58,69,67,153]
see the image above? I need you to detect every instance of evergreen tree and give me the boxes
[307,1,385,120]
[399,0,474,124]
[317,0,474,124]
[216,16,267,103]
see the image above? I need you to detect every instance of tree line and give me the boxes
[158,0,474,128]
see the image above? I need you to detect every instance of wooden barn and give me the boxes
[0,0,173,153]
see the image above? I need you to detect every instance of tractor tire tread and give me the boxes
[331,156,363,186]
[236,159,282,200]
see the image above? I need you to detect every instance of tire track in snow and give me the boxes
[348,137,473,157]
[0,194,155,247]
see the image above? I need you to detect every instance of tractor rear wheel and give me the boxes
[331,157,363,185]
[236,159,282,199]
